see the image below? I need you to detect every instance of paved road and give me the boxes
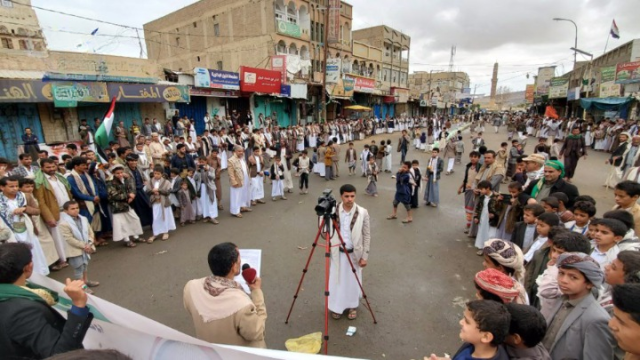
[50,124,616,360]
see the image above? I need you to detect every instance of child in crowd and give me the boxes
[613,180,640,235]
[482,239,527,304]
[107,165,143,247]
[196,157,219,225]
[609,283,640,358]
[550,138,562,160]
[424,149,442,207]
[474,268,520,304]
[591,218,626,268]
[503,303,551,360]
[474,181,500,255]
[168,168,181,219]
[294,150,311,195]
[511,158,527,186]
[496,181,532,241]
[345,142,357,176]
[365,155,379,197]
[437,300,510,360]
[271,156,286,201]
[524,213,560,261]
[455,135,464,164]
[524,214,561,308]
[177,181,195,226]
[574,194,596,206]
[600,250,640,314]
[540,197,560,216]
[186,168,201,219]
[460,151,482,233]
[551,192,574,224]
[536,230,592,318]
[511,204,544,253]
[603,209,640,251]
[58,200,98,294]
[565,201,596,236]
[541,253,614,360]
[146,166,176,242]
[410,160,421,208]
[587,217,600,241]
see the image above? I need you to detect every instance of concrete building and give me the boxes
[144,0,355,123]
[408,70,470,115]
[0,0,183,161]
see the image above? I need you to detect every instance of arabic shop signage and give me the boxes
[0,80,53,103]
[240,66,281,93]
[51,82,110,108]
[615,61,640,85]
[193,68,241,90]
[276,20,301,38]
[44,72,158,84]
[107,84,190,103]
[189,87,239,98]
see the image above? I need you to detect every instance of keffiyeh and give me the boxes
[475,268,519,303]
[483,239,526,283]
[556,252,604,287]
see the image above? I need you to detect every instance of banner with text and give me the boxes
[327,0,341,44]
[345,74,375,93]
[0,79,52,103]
[615,61,640,84]
[326,58,342,84]
[548,76,569,99]
[271,56,287,84]
[240,67,282,93]
[525,84,535,104]
[52,82,110,107]
[108,84,190,103]
[535,66,556,96]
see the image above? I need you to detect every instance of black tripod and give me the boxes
[285,212,377,355]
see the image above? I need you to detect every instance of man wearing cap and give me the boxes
[522,153,545,188]
[149,133,166,166]
[524,160,579,207]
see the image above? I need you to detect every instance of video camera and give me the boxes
[315,189,337,217]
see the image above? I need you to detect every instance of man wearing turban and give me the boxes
[524,160,579,207]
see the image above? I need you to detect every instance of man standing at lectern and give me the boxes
[329,184,371,320]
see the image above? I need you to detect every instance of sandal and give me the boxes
[162,233,170,241]
[402,219,413,223]
[348,309,357,320]
[386,216,397,220]
[125,242,137,248]
[96,241,109,247]
[331,312,342,320]
[146,236,155,244]
[232,213,243,218]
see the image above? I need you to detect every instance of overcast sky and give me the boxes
[32,0,640,95]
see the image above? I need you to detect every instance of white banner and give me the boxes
[29,274,363,360]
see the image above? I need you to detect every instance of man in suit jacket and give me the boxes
[474,150,506,192]
[542,252,614,360]
[0,243,93,359]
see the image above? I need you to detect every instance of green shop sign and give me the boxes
[276,20,301,38]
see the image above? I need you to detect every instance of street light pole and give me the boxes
[553,18,578,71]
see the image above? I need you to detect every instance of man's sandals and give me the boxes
[331,309,357,320]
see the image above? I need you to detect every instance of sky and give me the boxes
[30,0,640,95]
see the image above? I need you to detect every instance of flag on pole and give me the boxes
[94,97,116,162]
[610,20,620,39]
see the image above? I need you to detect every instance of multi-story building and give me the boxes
[0,0,180,161]
[408,71,470,115]
[144,0,355,123]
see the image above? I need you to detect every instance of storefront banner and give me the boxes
[194,67,211,88]
[548,76,569,99]
[209,70,241,90]
[29,274,358,360]
[240,67,281,93]
[326,58,342,84]
[615,61,640,84]
[44,72,157,84]
[567,87,581,101]
[0,79,53,103]
[327,0,341,43]
[279,85,291,98]
[108,84,190,103]
[601,66,616,83]
[535,66,556,95]
[525,84,535,104]
[391,88,409,103]
[52,82,110,107]
[276,20,301,38]
[342,78,355,93]
[345,75,375,93]
[190,87,240,98]
[600,81,622,98]
[271,56,287,84]
[326,78,354,98]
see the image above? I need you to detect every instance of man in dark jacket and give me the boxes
[523,160,579,208]
[0,243,93,359]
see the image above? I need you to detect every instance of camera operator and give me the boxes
[329,184,371,320]
[183,242,266,348]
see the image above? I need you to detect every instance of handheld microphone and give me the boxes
[242,263,257,284]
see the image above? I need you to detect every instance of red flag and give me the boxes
[545,105,559,119]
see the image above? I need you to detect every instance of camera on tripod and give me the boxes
[314,189,337,217]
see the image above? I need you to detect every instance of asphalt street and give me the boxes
[50,125,617,360]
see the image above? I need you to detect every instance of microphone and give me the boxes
[242,263,257,284]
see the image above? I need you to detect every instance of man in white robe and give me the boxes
[228,146,252,218]
[329,184,371,320]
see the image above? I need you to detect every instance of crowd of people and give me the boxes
[2,109,640,360]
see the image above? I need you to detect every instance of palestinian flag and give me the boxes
[610,20,620,39]
[94,97,116,162]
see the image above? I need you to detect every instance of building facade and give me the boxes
[408,71,470,115]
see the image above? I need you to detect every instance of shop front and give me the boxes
[186,68,243,132]
[325,77,355,121]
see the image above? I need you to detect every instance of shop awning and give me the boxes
[344,105,372,111]
[580,97,633,111]
[0,70,45,80]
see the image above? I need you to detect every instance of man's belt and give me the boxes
[339,247,354,254]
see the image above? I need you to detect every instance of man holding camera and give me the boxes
[329,184,371,320]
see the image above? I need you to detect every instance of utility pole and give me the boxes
[135,28,144,58]
[320,4,332,123]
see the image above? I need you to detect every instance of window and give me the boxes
[213,23,220,37]
[18,39,27,50]
[217,61,223,70]
[1,38,12,49]
[1,0,13,8]
[193,22,197,28]
[175,37,180,46]
[33,41,43,51]
[175,28,179,33]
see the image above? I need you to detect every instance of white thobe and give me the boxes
[47,175,71,261]
[229,160,251,215]
[251,156,264,201]
[328,207,362,314]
